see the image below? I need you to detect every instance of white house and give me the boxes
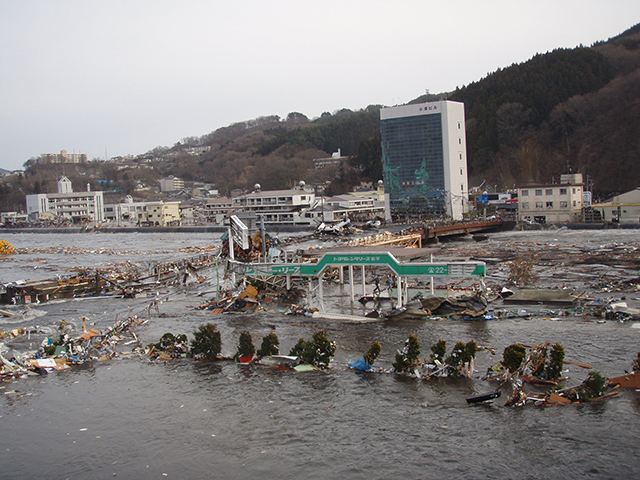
[104,195,147,224]
[517,174,584,224]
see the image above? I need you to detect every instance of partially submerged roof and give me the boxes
[503,289,577,306]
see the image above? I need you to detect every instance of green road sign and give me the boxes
[235,252,485,278]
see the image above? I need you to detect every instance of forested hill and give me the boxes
[177,22,640,198]
[9,23,640,208]
[409,24,640,196]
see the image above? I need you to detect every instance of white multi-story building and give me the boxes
[202,197,234,224]
[159,176,185,192]
[104,196,147,224]
[230,185,390,227]
[517,174,584,224]
[232,189,317,225]
[380,100,469,220]
[26,176,104,223]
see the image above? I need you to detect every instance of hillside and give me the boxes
[442,23,640,195]
[3,24,639,211]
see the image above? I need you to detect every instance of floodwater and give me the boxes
[1,229,640,479]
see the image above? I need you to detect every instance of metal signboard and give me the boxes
[235,252,486,278]
[230,215,249,250]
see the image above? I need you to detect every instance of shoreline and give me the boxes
[0,225,314,234]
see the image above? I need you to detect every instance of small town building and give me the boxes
[592,187,640,225]
[159,176,185,192]
[143,200,181,226]
[517,173,584,224]
[232,188,317,226]
[104,196,147,225]
[202,197,234,224]
[0,211,29,225]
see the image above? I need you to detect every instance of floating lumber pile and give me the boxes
[345,232,422,248]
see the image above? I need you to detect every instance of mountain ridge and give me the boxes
[3,23,639,211]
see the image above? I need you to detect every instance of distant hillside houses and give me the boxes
[38,150,87,165]
[159,176,185,192]
[313,149,346,169]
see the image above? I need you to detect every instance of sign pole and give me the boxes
[228,226,236,286]
[349,265,354,303]
[430,253,434,296]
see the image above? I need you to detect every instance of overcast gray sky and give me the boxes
[1,0,638,171]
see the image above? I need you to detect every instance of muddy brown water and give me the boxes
[0,229,639,479]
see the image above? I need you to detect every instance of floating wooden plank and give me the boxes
[607,371,640,389]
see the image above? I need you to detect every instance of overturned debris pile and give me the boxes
[419,292,488,320]
[221,230,283,262]
[504,370,620,407]
[1,303,156,378]
[194,285,262,314]
[2,247,220,305]
[146,332,189,361]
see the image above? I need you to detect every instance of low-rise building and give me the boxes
[0,211,29,225]
[159,176,185,192]
[143,200,181,226]
[229,184,390,227]
[202,197,234,224]
[517,174,584,224]
[592,187,640,225]
[104,196,147,224]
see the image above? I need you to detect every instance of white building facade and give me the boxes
[232,189,317,225]
[26,177,104,223]
[517,174,584,224]
[104,196,147,224]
